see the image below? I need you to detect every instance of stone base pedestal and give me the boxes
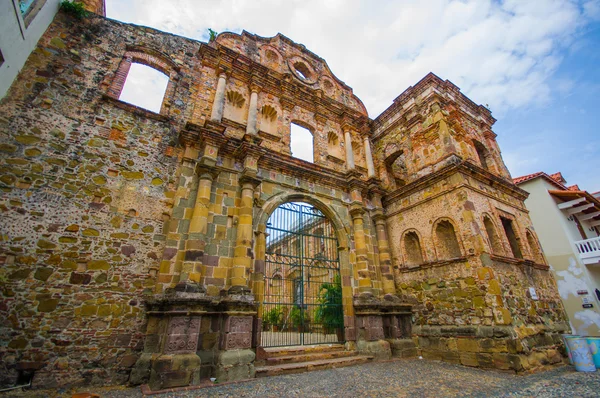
[353,293,414,361]
[131,291,258,391]
[148,353,201,391]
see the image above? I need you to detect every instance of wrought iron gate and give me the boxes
[261,202,344,347]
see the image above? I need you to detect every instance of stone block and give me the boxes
[456,338,479,352]
[357,339,391,360]
[459,352,479,367]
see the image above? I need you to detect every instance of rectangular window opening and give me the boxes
[290,123,313,163]
[119,63,169,114]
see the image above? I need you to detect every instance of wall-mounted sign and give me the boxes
[577,290,589,295]
[583,304,594,309]
[529,287,538,300]
[582,297,592,305]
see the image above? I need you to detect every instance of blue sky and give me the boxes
[107,0,600,192]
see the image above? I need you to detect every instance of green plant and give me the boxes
[263,306,283,327]
[314,274,344,333]
[289,306,307,329]
[60,0,89,19]
[208,28,218,42]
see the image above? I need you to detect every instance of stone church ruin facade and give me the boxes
[0,6,569,391]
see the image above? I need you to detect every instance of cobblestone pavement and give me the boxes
[6,359,600,398]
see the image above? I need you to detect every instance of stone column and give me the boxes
[344,128,355,170]
[246,87,259,136]
[364,136,375,178]
[210,73,227,122]
[350,206,372,292]
[373,213,396,295]
[231,176,260,289]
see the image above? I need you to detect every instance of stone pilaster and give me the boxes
[245,85,259,136]
[210,72,227,122]
[344,127,355,170]
[231,174,261,289]
[373,211,396,295]
[364,136,375,178]
[350,204,373,293]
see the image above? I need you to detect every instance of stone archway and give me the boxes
[253,193,353,347]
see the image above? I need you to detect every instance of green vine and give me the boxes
[60,0,89,19]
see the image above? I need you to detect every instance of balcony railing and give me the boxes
[574,236,600,265]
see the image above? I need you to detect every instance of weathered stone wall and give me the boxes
[0,13,201,388]
[0,8,569,391]
[371,76,569,372]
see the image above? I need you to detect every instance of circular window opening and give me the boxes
[293,62,312,80]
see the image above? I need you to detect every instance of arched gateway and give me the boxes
[260,202,344,347]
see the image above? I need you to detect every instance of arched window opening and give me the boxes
[119,63,169,113]
[526,230,544,264]
[474,141,489,171]
[500,217,523,259]
[435,220,462,259]
[385,151,407,188]
[403,231,424,266]
[260,105,278,136]
[483,216,503,255]
[290,123,313,163]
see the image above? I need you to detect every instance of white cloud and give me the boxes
[106,0,598,118]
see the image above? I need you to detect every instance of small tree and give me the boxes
[208,28,218,42]
[315,274,344,336]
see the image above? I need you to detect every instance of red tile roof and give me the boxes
[567,184,580,191]
[512,172,544,185]
[513,171,567,190]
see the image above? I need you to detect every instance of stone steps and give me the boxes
[261,343,345,357]
[255,344,373,377]
[264,349,358,365]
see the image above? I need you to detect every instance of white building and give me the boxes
[515,172,600,336]
[0,0,64,99]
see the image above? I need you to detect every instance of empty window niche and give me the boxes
[435,220,462,260]
[500,217,523,259]
[474,141,489,170]
[403,231,424,266]
[224,90,246,123]
[119,63,169,114]
[483,216,503,255]
[327,132,343,159]
[385,151,407,188]
[526,230,544,264]
[260,105,278,136]
[290,123,313,163]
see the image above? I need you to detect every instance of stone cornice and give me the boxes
[383,156,528,208]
